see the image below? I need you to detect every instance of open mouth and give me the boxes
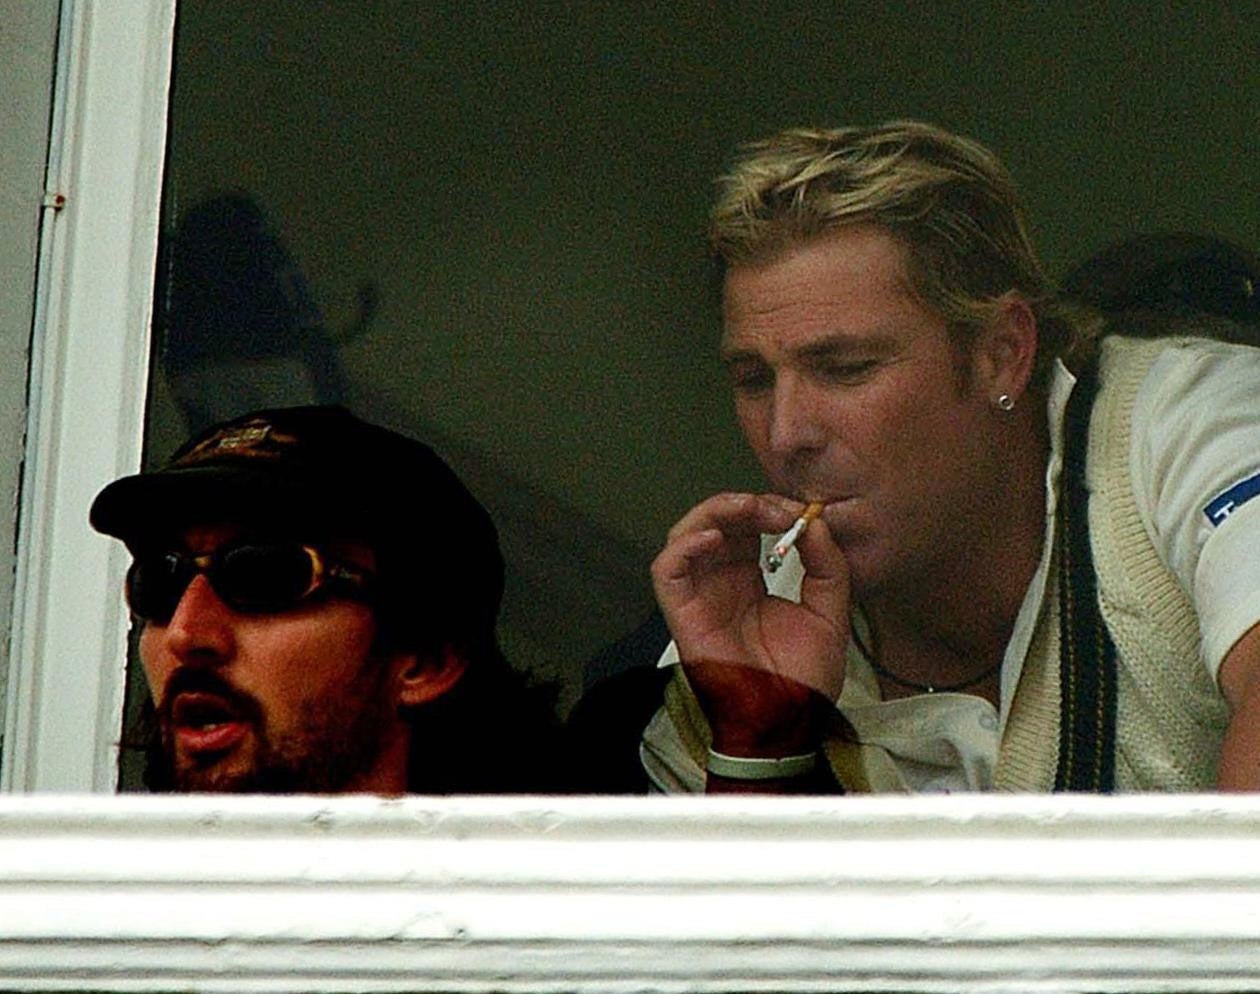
[170,692,249,755]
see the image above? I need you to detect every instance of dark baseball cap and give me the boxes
[90,405,505,639]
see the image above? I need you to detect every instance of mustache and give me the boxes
[777,460,856,502]
[157,667,263,727]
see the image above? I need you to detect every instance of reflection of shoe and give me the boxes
[159,192,374,431]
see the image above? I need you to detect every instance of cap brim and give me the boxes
[90,463,318,547]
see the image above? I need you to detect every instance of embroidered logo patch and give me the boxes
[1204,470,1260,526]
[176,419,299,467]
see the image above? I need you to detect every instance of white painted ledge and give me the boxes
[3,793,1260,992]
[4,0,173,793]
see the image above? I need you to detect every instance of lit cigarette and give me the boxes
[765,501,825,573]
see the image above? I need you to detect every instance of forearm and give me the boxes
[1215,623,1260,790]
[703,704,843,795]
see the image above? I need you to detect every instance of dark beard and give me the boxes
[162,661,396,794]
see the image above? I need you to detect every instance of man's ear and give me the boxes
[973,292,1038,403]
[392,644,469,708]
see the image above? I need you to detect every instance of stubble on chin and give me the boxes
[167,670,397,794]
[170,734,268,793]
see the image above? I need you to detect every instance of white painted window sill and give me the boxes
[2,792,1260,992]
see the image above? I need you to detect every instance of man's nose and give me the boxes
[161,573,236,665]
[767,376,826,458]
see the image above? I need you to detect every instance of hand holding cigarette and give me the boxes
[651,492,851,721]
[765,501,825,573]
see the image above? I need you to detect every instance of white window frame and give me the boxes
[2,0,172,793]
[6,4,1260,992]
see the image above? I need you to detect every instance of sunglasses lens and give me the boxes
[126,553,190,624]
[215,544,316,612]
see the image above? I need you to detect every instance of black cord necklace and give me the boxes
[851,616,1004,696]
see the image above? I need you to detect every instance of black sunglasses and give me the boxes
[126,542,374,624]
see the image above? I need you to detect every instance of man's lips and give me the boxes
[793,496,859,542]
[791,494,855,516]
[170,691,250,755]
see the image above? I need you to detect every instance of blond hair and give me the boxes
[709,121,1096,384]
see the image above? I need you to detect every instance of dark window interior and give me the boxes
[118,0,1260,789]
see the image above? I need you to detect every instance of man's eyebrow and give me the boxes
[794,329,898,359]
[720,329,899,365]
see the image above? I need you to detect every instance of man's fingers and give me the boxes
[665,492,802,545]
[793,516,851,628]
[652,525,761,595]
[652,527,723,591]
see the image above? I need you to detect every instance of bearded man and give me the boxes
[92,405,561,793]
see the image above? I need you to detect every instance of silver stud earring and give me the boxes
[995,393,1015,412]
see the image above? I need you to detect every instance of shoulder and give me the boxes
[1122,336,1260,424]
[1099,327,1258,371]
[1094,332,1260,428]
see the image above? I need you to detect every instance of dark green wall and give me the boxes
[148,0,1260,706]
